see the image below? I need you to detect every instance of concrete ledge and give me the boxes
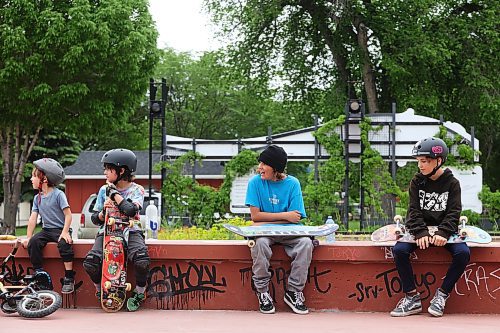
[0,240,498,313]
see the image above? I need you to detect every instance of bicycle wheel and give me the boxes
[1,300,17,314]
[16,290,62,318]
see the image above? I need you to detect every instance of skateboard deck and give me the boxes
[371,215,491,244]
[101,206,132,312]
[223,223,339,247]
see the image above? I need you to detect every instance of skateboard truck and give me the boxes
[108,217,134,228]
[458,216,470,240]
[393,215,405,238]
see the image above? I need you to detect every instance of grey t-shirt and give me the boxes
[32,188,70,229]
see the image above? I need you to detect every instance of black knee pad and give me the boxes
[134,251,150,275]
[83,254,102,282]
[58,240,74,260]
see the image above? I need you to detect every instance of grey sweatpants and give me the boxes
[251,236,313,293]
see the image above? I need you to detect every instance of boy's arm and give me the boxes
[249,206,301,224]
[435,181,461,239]
[59,207,73,243]
[22,212,39,248]
[405,180,430,239]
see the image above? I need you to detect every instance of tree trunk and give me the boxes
[354,18,379,114]
[0,125,41,235]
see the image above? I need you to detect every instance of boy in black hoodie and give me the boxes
[390,137,470,317]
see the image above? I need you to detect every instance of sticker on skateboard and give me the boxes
[371,215,491,244]
[223,223,339,247]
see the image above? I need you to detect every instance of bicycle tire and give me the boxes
[16,290,62,318]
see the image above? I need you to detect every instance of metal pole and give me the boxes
[359,102,365,230]
[391,102,397,219]
[344,101,350,230]
[192,138,196,181]
[161,78,168,220]
[267,126,273,145]
[148,78,156,197]
[314,114,319,183]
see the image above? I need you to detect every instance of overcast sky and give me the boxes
[148,0,222,53]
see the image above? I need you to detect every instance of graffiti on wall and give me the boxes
[348,263,500,303]
[147,262,227,309]
[239,265,333,300]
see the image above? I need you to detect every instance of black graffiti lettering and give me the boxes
[351,268,436,303]
[147,262,227,309]
[239,265,332,298]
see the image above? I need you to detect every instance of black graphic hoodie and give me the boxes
[406,168,462,240]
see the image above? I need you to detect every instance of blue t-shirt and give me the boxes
[32,188,69,229]
[94,182,145,231]
[245,174,306,218]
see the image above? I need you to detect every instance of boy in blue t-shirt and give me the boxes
[245,145,312,315]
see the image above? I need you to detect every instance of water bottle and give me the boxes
[145,200,159,239]
[325,215,336,243]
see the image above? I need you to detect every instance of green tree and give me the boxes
[0,0,159,234]
[205,0,499,189]
[155,48,322,140]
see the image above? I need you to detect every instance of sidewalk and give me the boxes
[1,309,498,333]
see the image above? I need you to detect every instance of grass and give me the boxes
[14,225,42,236]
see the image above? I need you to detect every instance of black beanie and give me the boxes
[258,145,287,173]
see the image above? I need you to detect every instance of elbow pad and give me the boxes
[91,211,103,226]
[118,199,139,217]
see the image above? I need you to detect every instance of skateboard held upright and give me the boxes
[100,206,132,312]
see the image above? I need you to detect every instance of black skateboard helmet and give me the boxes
[33,158,65,186]
[412,137,449,163]
[101,149,137,172]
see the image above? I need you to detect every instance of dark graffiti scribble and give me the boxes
[147,262,227,309]
[239,265,332,300]
[347,268,435,302]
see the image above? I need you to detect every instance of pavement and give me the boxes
[1,309,499,333]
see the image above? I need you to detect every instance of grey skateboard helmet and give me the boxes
[101,149,137,172]
[412,137,449,163]
[33,158,65,186]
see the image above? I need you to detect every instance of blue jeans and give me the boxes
[392,242,470,294]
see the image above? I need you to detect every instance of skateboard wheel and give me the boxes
[394,215,403,223]
[460,216,468,224]
[125,283,132,291]
[108,218,115,226]
[104,281,112,289]
[248,240,256,248]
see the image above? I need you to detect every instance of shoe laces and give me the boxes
[432,294,446,309]
[396,296,412,309]
[291,291,305,306]
[259,292,273,306]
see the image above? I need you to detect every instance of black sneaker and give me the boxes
[62,277,75,293]
[257,292,275,314]
[428,289,449,317]
[284,290,309,314]
[390,293,422,317]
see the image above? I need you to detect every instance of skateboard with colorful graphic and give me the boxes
[100,206,132,312]
[371,215,491,244]
[223,223,339,247]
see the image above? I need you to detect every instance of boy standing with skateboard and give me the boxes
[245,145,312,315]
[22,158,76,293]
[391,137,470,317]
[83,149,150,312]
